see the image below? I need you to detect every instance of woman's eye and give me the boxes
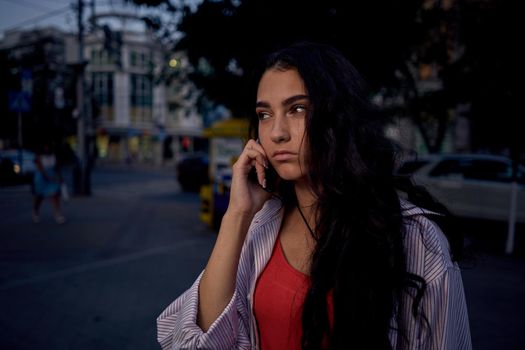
[291,105,307,114]
[257,111,270,120]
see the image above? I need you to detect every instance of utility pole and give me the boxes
[75,0,90,195]
[16,89,23,174]
[9,68,31,173]
[17,98,23,150]
[90,0,96,30]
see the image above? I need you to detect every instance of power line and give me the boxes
[0,0,53,12]
[0,5,71,32]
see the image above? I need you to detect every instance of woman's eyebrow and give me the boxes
[282,95,309,106]
[255,101,270,108]
[256,95,309,109]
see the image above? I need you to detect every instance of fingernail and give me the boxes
[263,179,267,188]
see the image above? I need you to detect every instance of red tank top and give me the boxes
[254,237,333,350]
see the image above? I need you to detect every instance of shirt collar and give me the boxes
[400,198,443,217]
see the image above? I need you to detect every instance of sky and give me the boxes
[0,0,204,38]
[1,0,80,36]
[0,0,202,39]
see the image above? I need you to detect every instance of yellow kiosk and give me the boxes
[200,118,250,229]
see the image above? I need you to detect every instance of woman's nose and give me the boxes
[270,115,290,143]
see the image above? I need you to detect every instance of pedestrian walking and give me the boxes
[157,42,472,349]
[32,142,66,224]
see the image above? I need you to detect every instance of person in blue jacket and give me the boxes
[32,143,66,224]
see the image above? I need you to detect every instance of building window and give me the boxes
[92,72,113,106]
[130,74,152,107]
[91,49,98,64]
[130,74,152,122]
[91,49,113,66]
[130,49,152,68]
[130,51,137,67]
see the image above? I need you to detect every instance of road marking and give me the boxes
[0,238,211,291]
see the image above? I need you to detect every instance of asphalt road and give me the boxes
[0,163,524,349]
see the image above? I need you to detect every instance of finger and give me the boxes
[254,159,266,188]
[245,139,268,167]
[241,145,268,170]
[243,152,267,189]
[244,150,268,174]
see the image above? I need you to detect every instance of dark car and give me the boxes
[0,149,37,185]
[176,153,210,192]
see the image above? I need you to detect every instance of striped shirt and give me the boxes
[157,198,472,349]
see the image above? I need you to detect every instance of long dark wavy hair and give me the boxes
[249,42,463,349]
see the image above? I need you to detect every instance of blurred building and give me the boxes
[0,27,77,151]
[164,51,208,162]
[80,23,167,164]
[1,12,211,165]
[81,11,211,165]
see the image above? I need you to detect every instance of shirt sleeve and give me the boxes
[156,271,252,350]
[399,216,472,350]
[156,199,281,350]
[419,264,472,350]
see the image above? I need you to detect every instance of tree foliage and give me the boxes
[135,0,422,114]
[130,0,522,154]
[458,0,522,153]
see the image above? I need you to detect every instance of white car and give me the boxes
[397,154,525,223]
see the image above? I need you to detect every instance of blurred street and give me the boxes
[0,163,216,349]
[1,164,524,349]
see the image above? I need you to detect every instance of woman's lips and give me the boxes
[272,151,296,161]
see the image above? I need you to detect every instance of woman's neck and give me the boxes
[289,181,317,237]
[293,179,317,215]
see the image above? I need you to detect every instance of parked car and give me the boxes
[176,152,210,192]
[0,149,37,184]
[396,153,525,223]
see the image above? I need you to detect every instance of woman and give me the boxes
[157,42,471,349]
[32,143,66,224]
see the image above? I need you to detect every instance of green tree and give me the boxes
[131,0,421,114]
[458,0,522,154]
[130,0,523,155]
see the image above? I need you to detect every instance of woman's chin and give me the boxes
[274,170,305,182]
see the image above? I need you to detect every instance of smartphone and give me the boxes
[248,164,278,193]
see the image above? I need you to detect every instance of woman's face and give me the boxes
[256,68,309,182]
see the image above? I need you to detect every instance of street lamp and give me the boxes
[169,58,178,68]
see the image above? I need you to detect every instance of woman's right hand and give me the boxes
[227,139,272,218]
[199,139,272,331]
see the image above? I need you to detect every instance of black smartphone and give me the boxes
[248,164,278,193]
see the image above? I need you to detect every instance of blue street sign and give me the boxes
[8,91,31,113]
[21,69,32,81]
